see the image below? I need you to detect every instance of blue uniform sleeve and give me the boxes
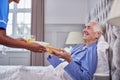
[0,0,9,29]
[47,55,63,68]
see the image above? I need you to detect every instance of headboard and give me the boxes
[86,0,120,80]
[109,26,120,80]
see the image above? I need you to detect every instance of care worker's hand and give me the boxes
[52,49,72,62]
[16,38,46,53]
[27,43,46,53]
[16,38,27,43]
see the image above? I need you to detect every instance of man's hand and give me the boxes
[52,49,72,62]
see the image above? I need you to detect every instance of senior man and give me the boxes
[47,21,104,80]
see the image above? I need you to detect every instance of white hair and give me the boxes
[94,23,104,33]
[89,21,105,34]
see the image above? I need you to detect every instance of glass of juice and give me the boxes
[26,35,36,43]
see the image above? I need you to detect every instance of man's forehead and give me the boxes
[86,22,96,27]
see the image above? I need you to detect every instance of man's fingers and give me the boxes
[52,50,64,58]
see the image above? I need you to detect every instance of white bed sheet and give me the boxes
[0,62,72,80]
[0,65,53,80]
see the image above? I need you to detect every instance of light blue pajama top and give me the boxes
[48,42,98,80]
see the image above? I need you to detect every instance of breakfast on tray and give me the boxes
[26,39,61,54]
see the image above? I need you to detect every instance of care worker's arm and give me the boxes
[0,29,46,53]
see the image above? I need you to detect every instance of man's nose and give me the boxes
[83,28,87,32]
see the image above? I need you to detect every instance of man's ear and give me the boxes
[95,32,102,39]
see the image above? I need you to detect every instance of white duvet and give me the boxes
[0,62,72,80]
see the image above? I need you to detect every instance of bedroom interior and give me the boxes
[0,0,120,80]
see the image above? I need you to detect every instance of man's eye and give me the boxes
[87,26,90,29]
[88,26,93,30]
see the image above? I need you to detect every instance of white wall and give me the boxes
[45,0,88,24]
[87,0,99,12]
[44,0,88,48]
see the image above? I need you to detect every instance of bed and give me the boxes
[0,65,53,80]
[0,62,72,80]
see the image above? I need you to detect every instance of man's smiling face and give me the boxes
[82,22,99,41]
